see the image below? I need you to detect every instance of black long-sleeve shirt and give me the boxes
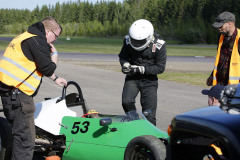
[21,21,56,77]
[0,21,56,95]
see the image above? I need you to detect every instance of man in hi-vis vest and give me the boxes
[0,17,67,160]
[206,11,240,86]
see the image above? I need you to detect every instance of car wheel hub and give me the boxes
[132,144,154,160]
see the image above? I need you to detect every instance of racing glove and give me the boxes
[122,62,131,74]
[130,65,145,74]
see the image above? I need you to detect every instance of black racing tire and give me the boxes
[0,117,13,160]
[124,135,166,160]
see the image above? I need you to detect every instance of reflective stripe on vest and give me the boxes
[1,56,41,81]
[213,28,240,85]
[0,31,42,95]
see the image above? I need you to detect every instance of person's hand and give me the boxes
[130,65,145,74]
[206,75,213,86]
[49,43,57,53]
[122,62,131,74]
[49,43,58,64]
[55,77,67,87]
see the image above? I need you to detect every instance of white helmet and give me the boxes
[129,19,154,51]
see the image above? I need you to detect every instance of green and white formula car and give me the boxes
[0,81,168,160]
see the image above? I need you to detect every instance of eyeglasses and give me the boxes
[51,30,59,39]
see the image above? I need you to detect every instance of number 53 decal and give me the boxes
[71,121,90,134]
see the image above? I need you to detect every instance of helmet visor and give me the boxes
[130,37,147,48]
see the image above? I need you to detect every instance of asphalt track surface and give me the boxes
[0,51,214,132]
[59,52,216,63]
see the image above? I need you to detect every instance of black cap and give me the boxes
[202,84,225,100]
[212,11,235,28]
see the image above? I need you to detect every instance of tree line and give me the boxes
[0,0,239,44]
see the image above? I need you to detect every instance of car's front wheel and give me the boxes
[124,135,166,160]
[0,117,13,160]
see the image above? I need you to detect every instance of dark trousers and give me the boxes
[122,77,158,125]
[1,92,35,160]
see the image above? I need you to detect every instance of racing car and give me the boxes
[167,84,240,160]
[0,81,169,160]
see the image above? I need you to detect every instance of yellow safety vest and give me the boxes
[0,31,42,95]
[213,28,240,85]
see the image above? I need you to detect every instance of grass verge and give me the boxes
[158,72,209,86]
[0,36,216,56]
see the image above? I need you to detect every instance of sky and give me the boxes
[0,0,124,10]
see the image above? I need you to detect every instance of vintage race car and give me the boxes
[0,81,169,160]
[167,84,240,160]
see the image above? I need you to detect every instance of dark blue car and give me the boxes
[167,84,240,160]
